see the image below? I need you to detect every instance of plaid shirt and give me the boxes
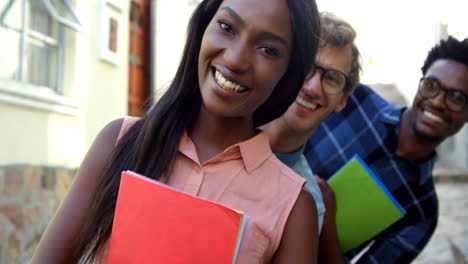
[304,84,439,264]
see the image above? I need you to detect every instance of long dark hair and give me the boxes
[72,0,320,262]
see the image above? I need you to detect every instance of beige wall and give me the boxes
[77,1,130,158]
[153,0,199,99]
[0,0,201,168]
[0,104,77,167]
[0,1,130,168]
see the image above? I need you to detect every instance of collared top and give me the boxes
[117,117,306,263]
[275,147,326,233]
[305,84,439,263]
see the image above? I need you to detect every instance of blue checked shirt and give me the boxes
[304,84,439,264]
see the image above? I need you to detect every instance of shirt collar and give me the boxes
[378,106,438,185]
[238,132,272,173]
[380,105,406,125]
[179,131,200,164]
[179,131,272,173]
[273,145,305,168]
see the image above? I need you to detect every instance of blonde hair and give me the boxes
[320,12,361,91]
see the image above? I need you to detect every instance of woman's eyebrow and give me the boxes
[220,7,244,26]
[257,31,289,48]
[219,6,289,48]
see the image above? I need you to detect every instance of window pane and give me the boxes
[0,0,22,81]
[29,0,57,38]
[25,39,58,88]
[25,0,59,90]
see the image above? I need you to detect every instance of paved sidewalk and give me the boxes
[413,182,468,264]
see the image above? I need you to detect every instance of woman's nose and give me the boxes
[223,40,251,73]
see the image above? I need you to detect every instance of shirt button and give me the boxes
[196,167,202,173]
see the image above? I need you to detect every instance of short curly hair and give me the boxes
[421,36,468,74]
[319,12,361,92]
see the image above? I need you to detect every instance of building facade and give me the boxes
[0,0,199,262]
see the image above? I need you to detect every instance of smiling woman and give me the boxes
[31,0,321,263]
[197,1,293,136]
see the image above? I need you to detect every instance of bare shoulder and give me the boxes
[93,118,125,150]
[290,189,318,236]
[31,118,125,263]
[296,189,318,214]
[76,118,125,179]
[73,118,127,191]
[272,189,318,264]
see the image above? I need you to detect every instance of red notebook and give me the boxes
[106,170,249,264]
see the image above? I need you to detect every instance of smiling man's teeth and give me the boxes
[215,70,245,92]
[296,97,317,110]
[423,110,444,123]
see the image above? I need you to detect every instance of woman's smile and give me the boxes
[197,0,292,120]
[214,68,248,93]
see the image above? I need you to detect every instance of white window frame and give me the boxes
[42,0,83,32]
[0,0,81,115]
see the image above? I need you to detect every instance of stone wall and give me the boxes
[0,166,76,264]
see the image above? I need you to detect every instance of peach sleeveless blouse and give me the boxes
[103,117,305,263]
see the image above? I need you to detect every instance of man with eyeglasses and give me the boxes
[306,35,468,263]
[263,12,361,235]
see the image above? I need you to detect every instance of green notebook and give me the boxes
[328,154,406,253]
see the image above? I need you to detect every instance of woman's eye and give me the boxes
[218,21,233,33]
[259,46,280,57]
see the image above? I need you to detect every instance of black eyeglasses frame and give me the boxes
[311,65,351,95]
[418,77,468,112]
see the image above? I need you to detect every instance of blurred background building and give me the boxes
[0,0,466,263]
[0,0,196,262]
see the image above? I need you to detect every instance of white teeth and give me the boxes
[296,97,317,110]
[226,80,233,89]
[423,110,444,123]
[214,70,245,92]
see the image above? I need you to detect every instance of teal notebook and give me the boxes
[328,154,406,253]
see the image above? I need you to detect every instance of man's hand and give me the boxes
[314,175,336,225]
[314,175,344,264]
